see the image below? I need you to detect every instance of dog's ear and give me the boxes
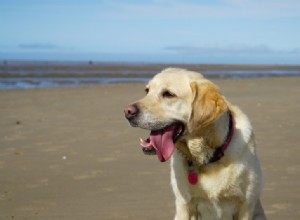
[188,81,228,132]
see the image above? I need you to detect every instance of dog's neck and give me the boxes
[177,110,232,166]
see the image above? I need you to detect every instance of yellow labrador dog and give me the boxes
[124,68,266,220]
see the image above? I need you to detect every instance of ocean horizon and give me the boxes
[1,60,300,90]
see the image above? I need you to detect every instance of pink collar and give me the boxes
[187,111,235,185]
[209,111,235,163]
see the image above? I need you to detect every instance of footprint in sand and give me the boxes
[73,170,103,180]
[266,203,291,215]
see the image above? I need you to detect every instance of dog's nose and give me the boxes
[124,104,139,119]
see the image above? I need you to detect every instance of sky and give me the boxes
[0,0,300,64]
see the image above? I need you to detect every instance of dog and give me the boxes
[124,68,266,220]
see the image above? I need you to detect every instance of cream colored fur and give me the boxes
[128,68,266,220]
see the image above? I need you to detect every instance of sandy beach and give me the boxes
[0,76,299,219]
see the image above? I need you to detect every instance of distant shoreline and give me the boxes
[1,60,300,90]
[2,60,300,68]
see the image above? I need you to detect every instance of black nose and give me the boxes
[124,104,139,120]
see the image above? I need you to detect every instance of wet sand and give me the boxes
[0,76,299,219]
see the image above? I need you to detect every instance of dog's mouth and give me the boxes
[139,123,184,162]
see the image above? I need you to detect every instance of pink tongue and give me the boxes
[150,126,175,162]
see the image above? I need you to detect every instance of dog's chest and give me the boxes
[171,158,243,218]
[171,152,244,202]
[189,165,239,198]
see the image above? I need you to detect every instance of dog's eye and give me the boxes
[145,88,149,94]
[162,90,176,98]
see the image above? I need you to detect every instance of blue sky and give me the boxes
[0,0,300,64]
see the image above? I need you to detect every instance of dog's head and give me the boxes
[124,68,228,162]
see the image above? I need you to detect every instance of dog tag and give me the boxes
[188,171,198,185]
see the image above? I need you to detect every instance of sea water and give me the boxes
[1,61,299,90]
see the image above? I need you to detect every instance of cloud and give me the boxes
[18,43,75,51]
[18,43,61,50]
[164,44,300,55]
